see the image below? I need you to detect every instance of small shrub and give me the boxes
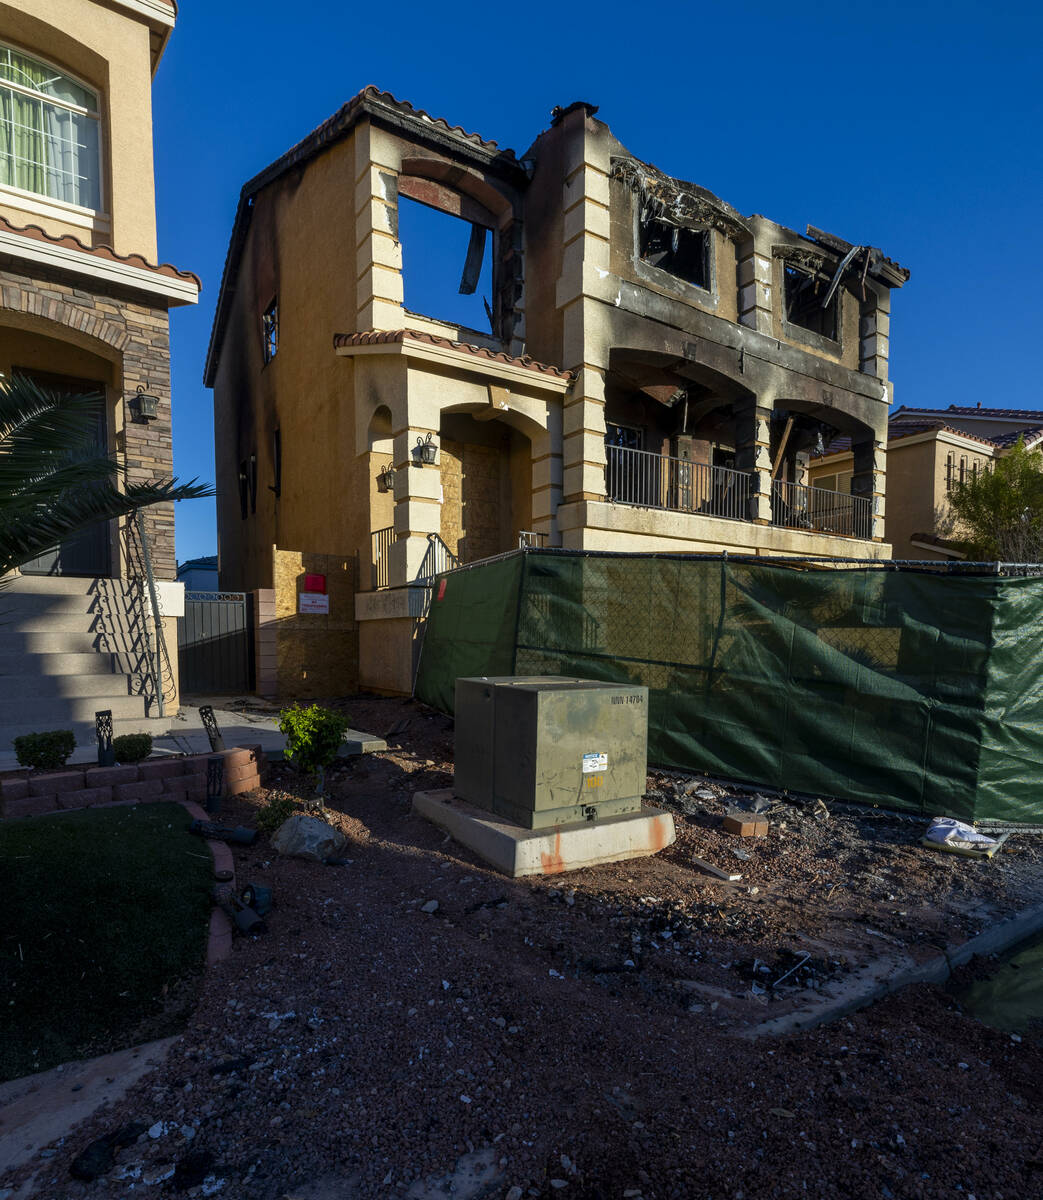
[13,730,75,771]
[256,793,298,836]
[278,704,349,798]
[112,733,152,764]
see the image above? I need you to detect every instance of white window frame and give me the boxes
[0,40,106,218]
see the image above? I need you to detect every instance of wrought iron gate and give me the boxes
[177,591,254,695]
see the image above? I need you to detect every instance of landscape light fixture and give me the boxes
[129,383,159,423]
[414,432,438,466]
[376,463,396,493]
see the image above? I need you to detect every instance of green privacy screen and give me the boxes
[414,550,1043,823]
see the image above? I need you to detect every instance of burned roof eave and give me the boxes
[806,224,909,288]
[203,88,528,388]
[611,156,750,240]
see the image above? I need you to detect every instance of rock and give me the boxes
[271,815,347,862]
[421,900,439,914]
[70,1137,115,1181]
[174,1149,216,1190]
[506,1188,524,1200]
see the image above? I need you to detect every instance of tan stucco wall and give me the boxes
[214,131,364,596]
[0,0,162,256]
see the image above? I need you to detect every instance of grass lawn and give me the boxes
[0,802,214,1082]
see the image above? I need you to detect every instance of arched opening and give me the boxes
[0,317,120,575]
[438,411,532,564]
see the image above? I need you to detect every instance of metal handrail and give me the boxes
[133,510,166,718]
[415,533,461,584]
[370,525,394,589]
[606,444,753,522]
[518,530,548,549]
[772,479,872,540]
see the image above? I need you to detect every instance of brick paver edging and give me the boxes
[0,746,267,967]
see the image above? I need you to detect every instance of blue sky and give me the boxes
[156,0,1043,562]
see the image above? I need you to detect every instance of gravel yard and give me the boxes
[5,696,1042,1200]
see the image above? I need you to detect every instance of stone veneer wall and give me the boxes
[0,262,176,579]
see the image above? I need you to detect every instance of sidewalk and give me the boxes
[0,698,386,771]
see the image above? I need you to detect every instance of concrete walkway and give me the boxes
[0,699,386,772]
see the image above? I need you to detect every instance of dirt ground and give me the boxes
[4,695,1043,1200]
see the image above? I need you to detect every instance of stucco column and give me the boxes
[388,425,441,584]
[733,398,773,524]
[736,222,774,335]
[354,122,405,332]
[852,436,886,542]
[860,282,890,382]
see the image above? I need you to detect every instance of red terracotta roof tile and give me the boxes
[0,213,200,287]
[334,329,572,381]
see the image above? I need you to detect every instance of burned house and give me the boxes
[205,90,908,695]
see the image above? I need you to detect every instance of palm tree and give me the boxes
[0,374,212,576]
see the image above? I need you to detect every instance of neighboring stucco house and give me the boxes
[176,555,219,591]
[809,404,1043,559]
[205,90,908,695]
[0,0,199,743]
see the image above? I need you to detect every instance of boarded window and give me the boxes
[784,265,838,340]
[639,217,709,289]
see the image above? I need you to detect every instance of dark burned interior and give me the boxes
[639,216,709,290]
[783,264,838,340]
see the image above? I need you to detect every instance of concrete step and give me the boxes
[1,714,172,753]
[0,672,145,700]
[6,612,120,634]
[0,692,147,726]
[0,592,115,617]
[0,651,138,677]
[0,631,117,654]
[1,574,140,598]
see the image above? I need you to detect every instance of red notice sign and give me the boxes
[436,579,447,601]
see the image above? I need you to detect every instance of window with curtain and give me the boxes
[0,44,101,211]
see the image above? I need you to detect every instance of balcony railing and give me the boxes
[370,525,394,590]
[772,479,872,540]
[606,444,752,522]
[606,444,873,540]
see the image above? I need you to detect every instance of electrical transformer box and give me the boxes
[454,676,649,829]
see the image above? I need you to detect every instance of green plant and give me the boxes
[945,437,1043,560]
[0,374,212,578]
[13,729,76,771]
[256,793,298,835]
[278,704,349,799]
[112,733,152,764]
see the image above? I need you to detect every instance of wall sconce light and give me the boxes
[414,432,438,467]
[129,383,159,423]
[376,463,396,493]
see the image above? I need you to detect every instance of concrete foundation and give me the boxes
[412,788,675,878]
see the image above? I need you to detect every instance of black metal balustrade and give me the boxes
[370,525,394,589]
[605,444,753,522]
[772,479,872,540]
[605,443,873,539]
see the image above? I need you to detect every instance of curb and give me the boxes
[181,800,237,966]
[745,898,1043,1038]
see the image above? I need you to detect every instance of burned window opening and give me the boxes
[269,429,281,498]
[398,195,495,333]
[262,298,278,363]
[639,216,709,290]
[784,265,838,340]
[237,459,249,520]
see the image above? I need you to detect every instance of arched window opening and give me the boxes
[0,43,101,210]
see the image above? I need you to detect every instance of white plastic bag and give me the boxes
[925,816,997,849]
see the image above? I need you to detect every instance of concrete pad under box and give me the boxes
[30,770,83,797]
[58,786,111,809]
[113,779,165,802]
[412,789,676,879]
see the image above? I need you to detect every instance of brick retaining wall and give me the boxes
[0,746,265,820]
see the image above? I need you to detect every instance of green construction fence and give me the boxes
[413,550,1043,823]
